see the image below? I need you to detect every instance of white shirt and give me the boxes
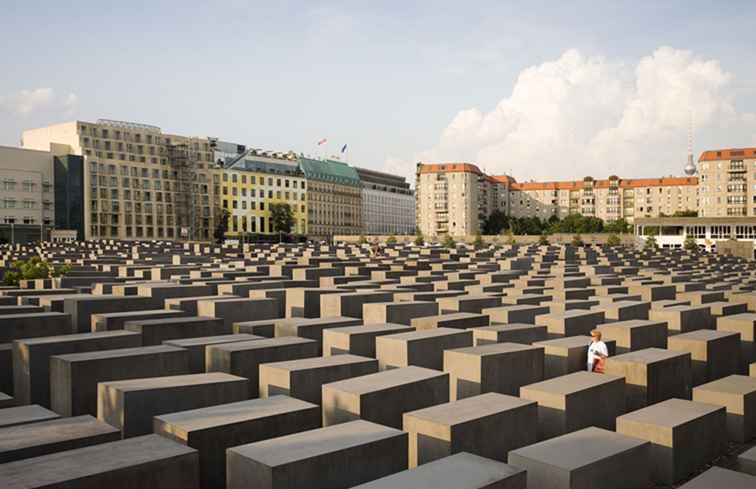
[587,341,608,371]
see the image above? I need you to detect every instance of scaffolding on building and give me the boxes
[167,143,200,241]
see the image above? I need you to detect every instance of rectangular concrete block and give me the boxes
[98,372,248,438]
[364,300,440,325]
[411,312,489,330]
[437,294,502,314]
[49,345,191,417]
[597,319,668,354]
[0,312,71,342]
[508,427,650,489]
[677,466,756,489]
[616,398,726,484]
[605,348,692,411]
[403,392,537,467]
[90,309,190,332]
[717,313,756,373]
[320,291,394,319]
[285,287,343,318]
[197,297,280,329]
[163,334,262,373]
[693,375,756,443]
[668,330,741,385]
[154,396,321,489]
[473,324,548,346]
[649,305,713,335]
[322,366,449,428]
[322,323,415,357]
[444,343,544,400]
[274,316,362,354]
[349,452,526,489]
[259,354,378,405]
[483,305,550,325]
[376,328,473,371]
[533,336,617,379]
[233,319,277,338]
[13,330,142,408]
[535,310,606,339]
[594,300,650,321]
[0,404,59,429]
[519,371,625,440]
[124,315,229,346]
[206,337,319,398]
[64,295,157,333]
[0,434,199,489]
[226,420,407,489]
[0,415,121,463]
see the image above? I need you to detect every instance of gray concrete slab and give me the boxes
[693,375,756,443]
[163,334,261,373]
[0,405,59,429]
[322,323,415,357]
[376,328,473,371]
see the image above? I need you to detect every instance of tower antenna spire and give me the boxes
[684,110,696,176]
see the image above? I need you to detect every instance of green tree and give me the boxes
[442,234,456,249]
[386,235,397,245]
[269,203,295,234]
[683,234,698,252]
[503,228,516,245]
[606,233,621,246]
[605,218,629,234]
[538,232,550,246]
[644,234,658,251]
[1,257,69,286]
[414,231,424,246]
[473,233,484,249]
[358,235,368,245]
[482,210,510,235]
[214,209,230,243]
[571,234,584,247]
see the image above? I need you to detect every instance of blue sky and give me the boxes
[2,1,755,181]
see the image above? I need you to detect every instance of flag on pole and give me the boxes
[317,138,327,146]
[341,144,347,153]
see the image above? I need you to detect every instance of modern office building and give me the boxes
[355,167,415,235]
[416,162,699,237]
[697,147,756,218]
[217,147,308,238]
[22,119,223,241]
[299,157,362,238]
[0,146,55,243]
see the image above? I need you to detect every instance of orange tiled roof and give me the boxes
[511,176,697,191]
[488,175,516,184]
[698,148,756,162]
[417,162,482,175]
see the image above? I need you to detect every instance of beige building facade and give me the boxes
[22,120,222,241]
[697,147,756,218]
[416,162,699,237]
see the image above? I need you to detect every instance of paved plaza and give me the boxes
[1,239,756,488]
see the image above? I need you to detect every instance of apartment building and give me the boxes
[416,162,699,237]
[355,167,415,235]
[698,147,756,218]
[510,176,699,222]
[218,151,308,237]
[22,119,222,241]
[0,146,55,243]
[299,157,362,238]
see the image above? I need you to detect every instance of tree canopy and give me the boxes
[269,203,295,234]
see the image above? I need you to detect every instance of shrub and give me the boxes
[538,232,549,246]
[414,232,424,246]
[571,234,584,247]
[358,235,368,245]
[683,235,698,252]
[606,233,620,246]
[442,234,456,249]
[473,233,484,249]
[386,235,397,245]
[503,228,516,245]
[644,235,658,251]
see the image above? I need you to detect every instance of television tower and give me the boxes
[683,112,696,176]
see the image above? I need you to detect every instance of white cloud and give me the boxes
[0,88,78,117]
[401,47,756,182]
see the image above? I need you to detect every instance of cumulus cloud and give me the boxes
[0,88,78,116]
[395,47,756,182]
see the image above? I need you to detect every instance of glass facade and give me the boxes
[54,155,85,240]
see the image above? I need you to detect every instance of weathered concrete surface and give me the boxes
[226,420,407,489]
[322,366,449,428]
[668,330,741,385]
[98,372,249,438]
[155,396,321,489]
[0,404,59,429]
[616,398,726,484]
[0,434,199,489]
[443,343,544,400]
[376,328,473,371]
[163,334,261,373]
[0,415,121,463]
[124,315,228,346]
[13,330,142,407]
[322,323,414,357]
[349,452,526,489]
[403,392,537,467]
[692,375,756,443]
[472,324,547,346]
[49,344,190,416]
[508,427,650,489]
